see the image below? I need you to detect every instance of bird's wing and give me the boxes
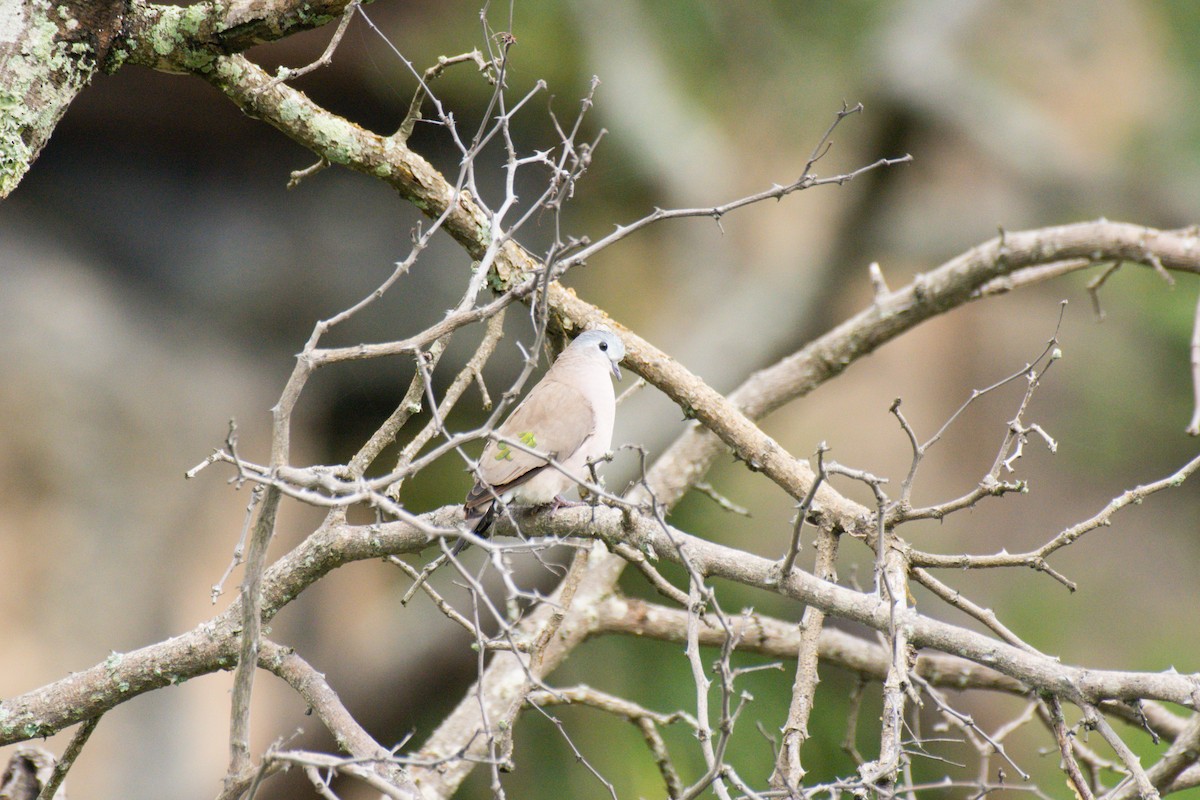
[465,378,597,513]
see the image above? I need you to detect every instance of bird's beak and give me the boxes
[612,362,623,381]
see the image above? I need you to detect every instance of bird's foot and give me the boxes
[550,495,585,510]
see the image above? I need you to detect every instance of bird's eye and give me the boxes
[598,341,608,351]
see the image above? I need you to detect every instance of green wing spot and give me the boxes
[518,431,537,447]
[495,442,514,461]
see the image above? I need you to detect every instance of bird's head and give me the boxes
[571,329,626,381]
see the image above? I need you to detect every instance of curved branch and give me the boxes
[260,641,417,794]
[120,0,371,73]
[1,0,124,196]
[644,224,1200,511]
[3,0,374,197]
[64,30,1200,796]
[169,45,1200,531]
[0,509,452,746]
[2,500,1193,786]
[501,506,1200,709]
[591,596,1026,695]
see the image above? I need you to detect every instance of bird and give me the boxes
[457,329,626,553]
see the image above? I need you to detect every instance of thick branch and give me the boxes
[120,0,372,73]
[0,0,124,196]
[503,507,1200,709]
[644,224,1200,510]
[0,509,452,745]
[3,501,1193,789]
[1,0,376,197]
[591,596,1024,694]
[177,47,1200,532]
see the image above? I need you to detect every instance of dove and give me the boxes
[457,329,626,552]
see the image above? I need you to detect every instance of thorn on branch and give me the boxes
[869,261,890,301]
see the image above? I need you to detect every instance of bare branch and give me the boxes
[776,443,828,579]
[16,5,1200,794]
[1087,704,1160,800]
[257,0,360,94]
[771,506,840,789]
[525,686,691,798]
[910,453,1200,578]
[35,715,100,800]
[1189,290,1200,435]
[224,486,281,791]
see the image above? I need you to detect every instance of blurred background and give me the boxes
[3,0,1200,797]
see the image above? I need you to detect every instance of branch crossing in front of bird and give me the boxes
[494,431,538,461]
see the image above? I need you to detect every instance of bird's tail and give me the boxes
[404,503,499,605]
[454,502,497,555]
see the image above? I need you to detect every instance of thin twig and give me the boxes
[1048,696,1096,800]
[257,0,359,94]
[911,568,1041,653]
[559,151,912,271]
[777,444,828,579]
[1086,705,1160,800]
[525,686,692,798]
[1188,290,1200,435]
[909,452,1200,580]
[1085,261,1122,320]
[35,715,101,800]
[771,499,840,789]
[692,481,751,517]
